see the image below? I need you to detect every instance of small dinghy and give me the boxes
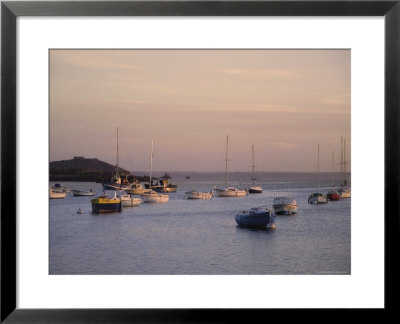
[49,188,66,199]
[185,191,213,200]
[235,206,276,229]
[72,189,95,197]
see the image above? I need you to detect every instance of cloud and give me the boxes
[221,68,299,78]
[321,96,350,106]
[51,51,144,72]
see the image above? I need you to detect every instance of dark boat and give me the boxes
[248,186,262,194]
[150,173,177,193]
[326,191,340,201]
[235,206,276,229]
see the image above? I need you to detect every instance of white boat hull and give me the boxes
[214,188,247,197]
[121,197,142,207]
[49,189,66,199]
[185,191,213,199]
[141,192,169,203]
[273,197,297,215]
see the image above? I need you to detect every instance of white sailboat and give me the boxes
[213,136,247,197]
[185,191,213,200]
[102,128,133,191]
[339,136,351,198]
[120,194,142,207]
[308,144,327,204]
[248,145,263,194]
[327,152,340,201]
[141,190,169,203]
[141,139,169,203]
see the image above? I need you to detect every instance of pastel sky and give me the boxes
[50,49,350,172]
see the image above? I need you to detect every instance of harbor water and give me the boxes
[49,172,350,275]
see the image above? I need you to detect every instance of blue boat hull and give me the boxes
[235,210,274,227]
[91,202,121,214]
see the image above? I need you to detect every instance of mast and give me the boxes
[332,152,335,187]
[116,127,120,180]
[225,135,228,186]
[251,144,255,185]
[149,139,154,188]
[317,144,320,192]
[340,136,343,186]
[344,138,347,186]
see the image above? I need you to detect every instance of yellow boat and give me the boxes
[91,193,121,214]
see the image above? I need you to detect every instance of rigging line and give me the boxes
[118,129,135,173]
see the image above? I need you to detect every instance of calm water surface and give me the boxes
[50,174,350,275]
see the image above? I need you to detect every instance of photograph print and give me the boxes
[49,49,351,275]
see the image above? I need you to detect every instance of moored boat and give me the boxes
[49,188,67,199]
[185,191,213,200]
[326,191,340,201]
[308,144,327,205]
[51,183,70,193]
[214,187,247,197]
[141,190,169,203]
[235,206,276,229]
[248,186,263,194]
[152,173,178,193]
[91,193,121,214]
[338,187,351,198]
[72,189,95,197]
[308,192,327,204]
[102,128,134,191]
[248,145,263,194]
[273,196,297,215]
[120,194,142,207]
[214,136,247,198]
[125,182,149,195]
[338,137,351,198]
[327,152,340,201]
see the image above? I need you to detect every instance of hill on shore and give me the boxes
[50,156,145,182]
[50,156,129,173]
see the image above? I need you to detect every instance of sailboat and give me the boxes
[213,136,247,197]
[338,136,351,198]
[141,139,169,203]
[248,145,263,194]
[102,128,133,191]
[235,206,276,229]
[49,187,67,199]
[326,152,340,201]
[308,144,327,204]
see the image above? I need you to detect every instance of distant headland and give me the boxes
[49,156,149,183]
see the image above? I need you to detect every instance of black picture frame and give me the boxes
[1,0,399,322]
